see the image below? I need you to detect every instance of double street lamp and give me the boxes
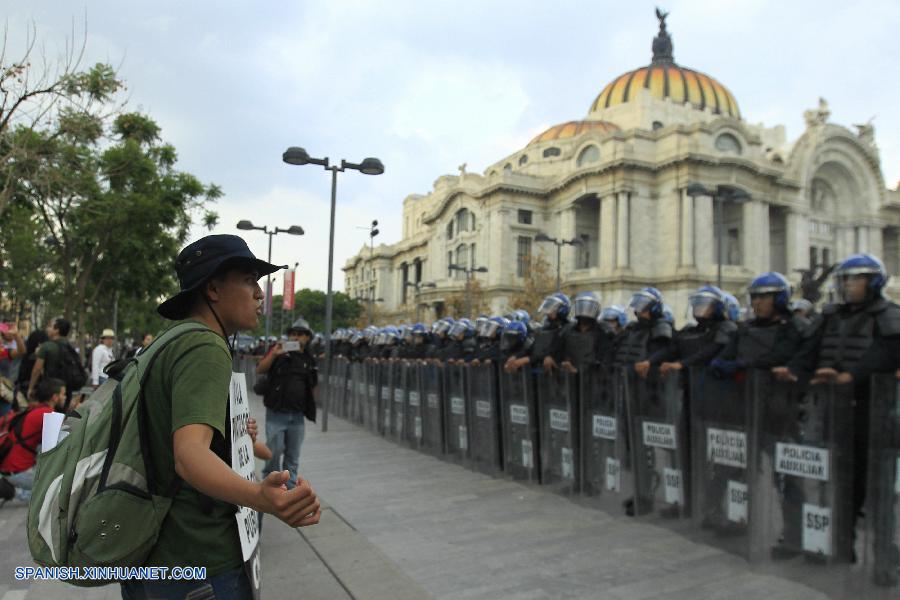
[356,220,380,324]
[447,264,487,318]
[405,281,436,322]
[236,220,305,351]
[283,146,384,432]
[685,183,751,289]
[534,233,582,292]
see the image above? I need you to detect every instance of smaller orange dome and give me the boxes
[529,120,620,146]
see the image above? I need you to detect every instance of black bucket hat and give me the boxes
[158,234,286,320]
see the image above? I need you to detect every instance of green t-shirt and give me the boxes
[143,319,243,576]
[35,340,61,373]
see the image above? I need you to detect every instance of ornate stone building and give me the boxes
[343,13,900,324]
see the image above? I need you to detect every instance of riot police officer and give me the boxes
[440,318,476,362]
[710,272,806,375]
[504,293,570,373]
[559,292,612,373]
[599,305,628,337]
[646,286,737,376]
[621,288,674,374]
[472,316,509,364]
[425,318,454,360]
[775,254,900,568]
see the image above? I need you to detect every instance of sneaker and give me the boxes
[0,478,15,502]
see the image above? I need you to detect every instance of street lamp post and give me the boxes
[236,220,305,352]
[685,183,751,289]
[283,146,384,432]
[447,264,487,318]
[405,281,436,322]
[534,233,582,292]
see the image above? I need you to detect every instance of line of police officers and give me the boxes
[319,252,898,576]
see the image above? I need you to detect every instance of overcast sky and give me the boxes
[7,0,900,292]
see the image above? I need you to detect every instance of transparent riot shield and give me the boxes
[861,374,899,594]
[422,363,445,456]
[342,358,353,419]
[406,362,425,450]
[365,361,379,432]
[627,369,690,523]
[443,363,469,464]
[581,365,633,514]
[750,375,855,580]
[377,362,392,436]
[467,362,503,475]
[389,361,408,443]
[537,369,580,496]
[500,368,539,483]
[688,367,754,557]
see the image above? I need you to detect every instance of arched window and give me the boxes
[503,163,512,171]
[576,145,600,167]
[542,147,561,158]
[715,133,742,154]
[652,121,664,131]
[446,220,454,240]
[454,244,468,279]
[455,208,470,233]
[518,154,529,166]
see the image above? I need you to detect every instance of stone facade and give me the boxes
[343,17,900,326]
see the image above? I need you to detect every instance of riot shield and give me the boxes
[365,361,379,432]
[627,369,690,523]
[342,358,353,419]
[862,374,899,594]
[406,362,425,450]
[537,369,580,496]
[466,362,503,475]
[500,368,539,482]
[750,375,855,573]
[688,367,754,557]
[389,361,408,442]
[581,365,633,514]
[443,362,469,464]
[377,362,392,436]
[421,363,445,456]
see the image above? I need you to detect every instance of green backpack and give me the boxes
[27,321,211,583]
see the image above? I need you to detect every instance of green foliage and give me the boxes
[247,288,364,337]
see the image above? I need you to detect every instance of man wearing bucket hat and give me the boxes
[123,234,321,599]
[90,328,116,386]
[255,316,318,490]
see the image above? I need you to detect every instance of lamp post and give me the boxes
[236,220,304,352]
[534,233,582,292]
[405,281,436,322]
[685,183,751,289]
[447,264,487,318]
[283,146,384,432]
[356,220,380,324]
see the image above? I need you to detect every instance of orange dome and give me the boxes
[528,120,620,146]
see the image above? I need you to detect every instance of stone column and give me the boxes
[599,194,616,270]
[615,192,630,269]
[679,189,695,267]
[743,200,770,273]
[694,194,715,270]
[785,211,810,272]
[559,206,577,278]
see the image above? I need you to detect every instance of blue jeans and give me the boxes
[3,467,35,501]
[263,409,305,489]
[120,567,252,599]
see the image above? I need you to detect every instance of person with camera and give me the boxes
[256,317,318,490]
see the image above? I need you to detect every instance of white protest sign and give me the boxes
[802,504,832,556]
[229,373,262,600]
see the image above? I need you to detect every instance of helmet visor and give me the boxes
[435,320,452,336]
[448,322,468,338]
[537,297,563,318]
[689,293,719,320]
[835,273,870,304]
[572,297,601,320]
[628,293,656,316]
[483,320,502,338]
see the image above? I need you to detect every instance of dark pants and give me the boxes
[121,567,252,600]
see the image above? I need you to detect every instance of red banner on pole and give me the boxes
[282,269,295,310]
